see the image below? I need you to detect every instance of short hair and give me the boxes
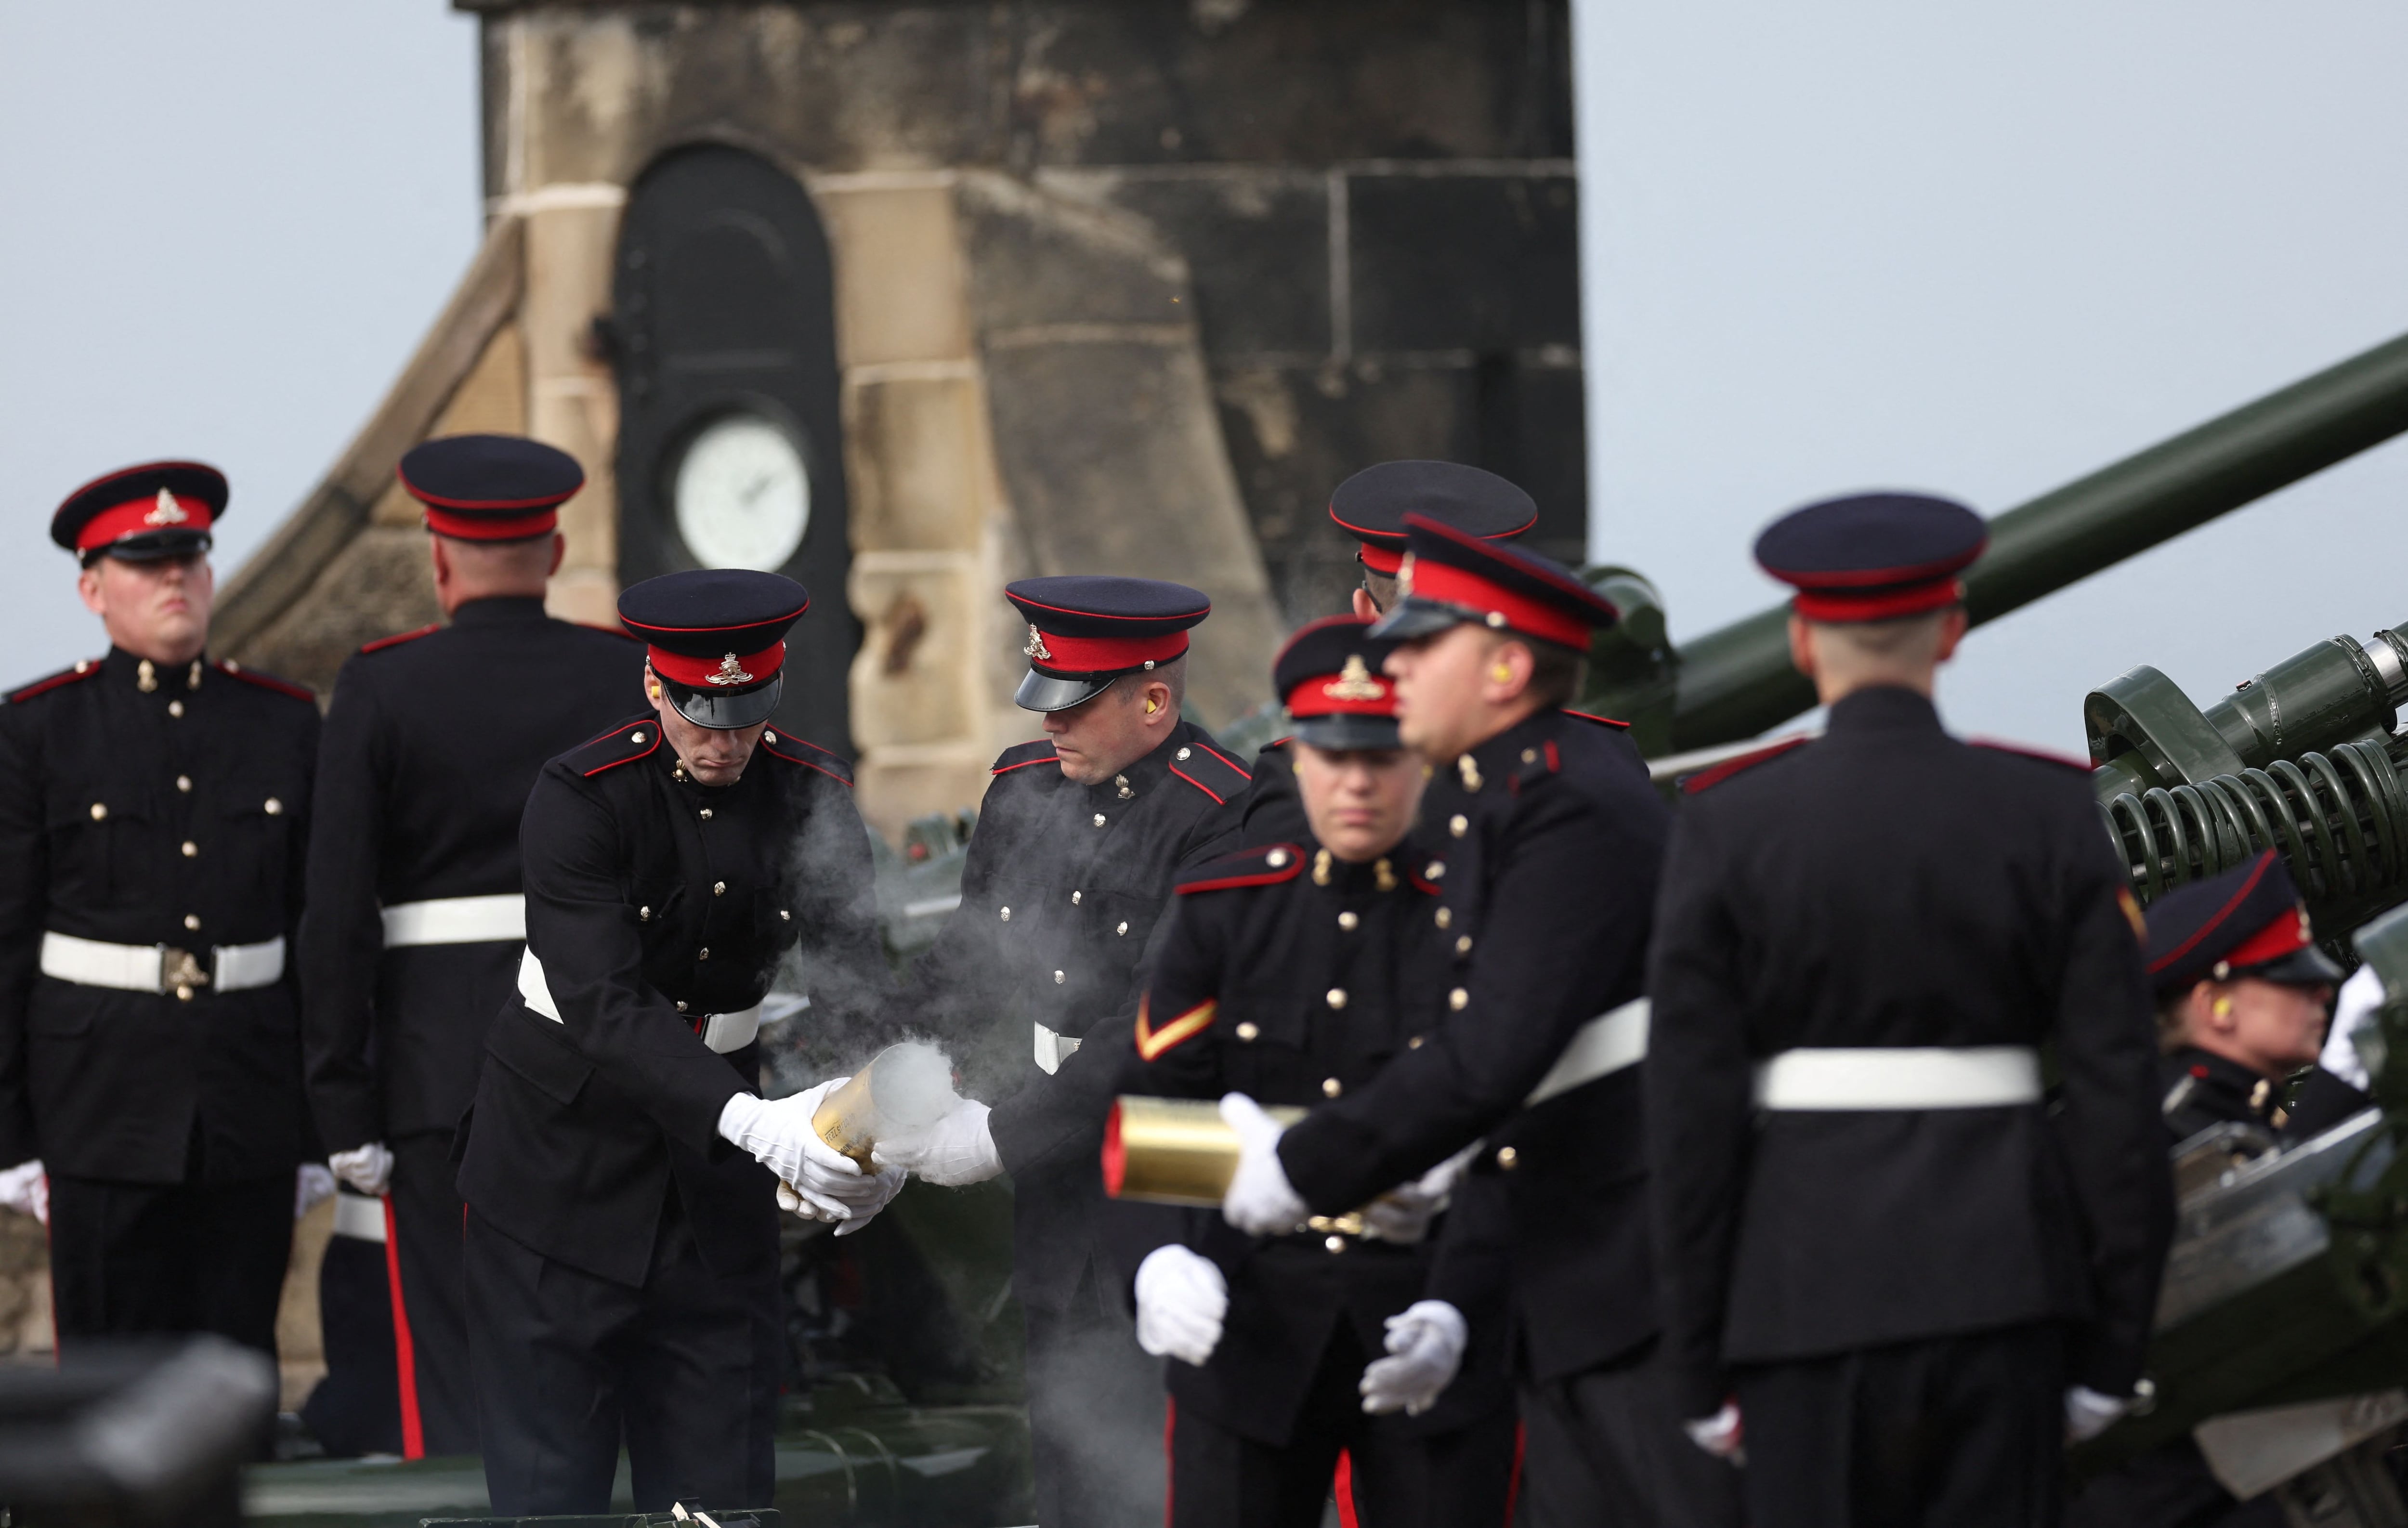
[2157,988,2198,1056]
[1808,606,1956,667]
[1360,569,1401,614]
[1114,654,1188,707]
[1525,639,1586,709]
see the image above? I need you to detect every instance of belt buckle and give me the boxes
[162,947,210,1002]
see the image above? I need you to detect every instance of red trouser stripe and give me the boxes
[382,1197,425,1460]
[1501,1418,1527,1527]
[1163,1397,1177,1528]
[1335,1448,1360,1528]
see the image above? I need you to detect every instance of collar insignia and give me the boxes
[1322,653,1386,701]
[706,653,754,687]
[1023,625,1054,661]
[144,488,188,526]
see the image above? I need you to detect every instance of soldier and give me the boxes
[1118,616,1518,1527]
[1645,493,2172,1527]
[866,576,1251,1528]
[452,569,898,1515]
[1240,460,1535,846]
[1214,517,1737,1525]
[299,434,646,1458]
[0,461,319,1362]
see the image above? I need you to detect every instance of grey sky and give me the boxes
[5,3,2403,757]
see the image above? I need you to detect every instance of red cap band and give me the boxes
[2225,905,2313,971]
[1792,577,1965,623]
[1283,672,1396,719]
[1404,557,1592,649]
[1358,542,1406,576]
[650,641,785,690]
[77,492,213,551]
[424,505,560,541]
[1030,629,1191,675]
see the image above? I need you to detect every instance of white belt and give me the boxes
[39,930,285,996]
[1035,1021,1083,1075]
[515,948,760,1055]
[1525,999,1649,1107]
[330,1193,387,1243]
[1754,1045,2043,1110]
[382,894,526,947]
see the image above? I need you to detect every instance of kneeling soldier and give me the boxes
[1118,617,1517,1528]
[454,569,897,1515]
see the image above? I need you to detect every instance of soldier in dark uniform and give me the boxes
[453,570,898,1515]
[2068,850,2345,1528]
[0,461,319,1362]
[1239,461,1535,847]
[1116,616,1518,1528]
[1645,493,2173,1527]
[866,576,1250,1528]
[299,434,646,1458]
[1215,518,1738,1526]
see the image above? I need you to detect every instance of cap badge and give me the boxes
[1023,625,1054,661]
[144,488,188,526]
[706,653,754,687]
[1322,654,1386,702]
[1396,552,1416,595]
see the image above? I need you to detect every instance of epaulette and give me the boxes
[991,739,1060,775]
[6,659,103,705]
[359,624,440,655]
[1563,709,1632,731]
[1168,739,1251,805]
[1970,737,2093,772]
[565,717,662,778]
[762,730,853,787]
[213,659,314,703]
[1177,843,1305,894]
[1681,735,1811,795]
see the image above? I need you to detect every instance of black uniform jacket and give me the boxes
[454,717,891,1287]
[2159,1047,2292,1146]
[301,597,644,1153]
[0,649,319,1182]
[1237,739,1305,846]
[893,721,1249,1309]
[1276,707,1671,1382]
[1645,685,2172,1417]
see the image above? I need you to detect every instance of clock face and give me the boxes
[672,413,810,572]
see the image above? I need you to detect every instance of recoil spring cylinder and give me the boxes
[2104,740,2408,907]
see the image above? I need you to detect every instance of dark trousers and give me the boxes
[1735,1323,2066,1528]
[47,1171,293,1361]
[1023,1269,1169,1528]
[464,1196,776,1516]
[1169,1322,1520,1528]
[389,1132,477,1457]
[1516,1342,1744,1528]
[300,1199,403,1458]
[2065,1438,2284,1528]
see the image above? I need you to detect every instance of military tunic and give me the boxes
[299,594,644,1455]
[454,715,889,1515]
[1122,836,1516,1528]
[0,647,319,1356]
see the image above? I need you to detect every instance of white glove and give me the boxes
[775,1175,903,1237]
[1359,1299,1467,1415]
[720,1081,905,1228]
[1134,1244,1228,1367]
[2066,1385,2130,1443]
[1218,1093,1309,1235]
[295,1163,338,1219]
[0,1160,47,1225]
[1361,1142,1480,1244]
[2325,965,2383,1092]
[328,1141,393,1197]
[872,1097,1004,1187]
[1684,1400,1744,1461]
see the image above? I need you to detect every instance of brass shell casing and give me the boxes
[1103,1095,1307,1206]
[811,1067,881,1167]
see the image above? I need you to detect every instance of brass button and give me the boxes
[175,775,190,793]
[1000,906,1012,921]
[1449,814,1468,838]
[184,914,200,931]
[1119,786,1134,799]
[1116,921,1129,936]
[1054,969,1067,984]
[1093,813,1107,827]
[1322,1077,1342,1098]
[88,803,106,821]
[1266,849,1290,868]
[1496,1146,1518,1170]
[180,840,198,858]
[764,731,777,744]
[1455,935,1473,955]
[1071,890,1082,904]
[698,947,710,960]
[1409,1034,1426,1049]
[639,906,651,921]
[1522,748,1538,764]
[676,1001,688,1013]
[713,881,726,896]
[1425,861,1445,879]
[1435,907,1453,929]
[780,909,791,922]
[1324,1234,1347,1253]
[1326,988,1348,1009]
[175,984,194,1002]
[167,700,184,718]
[74,660,90,674]
[631,731,647,744]
[264,797,283,815]
[1449,987,1468,1011]
[1235,1022,1260,1041]
[1337,911,1359,931]
[1177,747,1192,761]
[699,808,713,820]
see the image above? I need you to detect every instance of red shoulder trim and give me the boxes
[213,660,314,702]
[6,660,103,705]
[1189,741,1252,778]
[1969,737,2093,772]
[1169,762,1231,804]
[360,624,441,654]
[576,720,662,778]
[992,740,1061,775]
[761,731,854,787]
[1563,709,1632,730]
[1177,844,1306,894]
[1681,736,1810,795]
